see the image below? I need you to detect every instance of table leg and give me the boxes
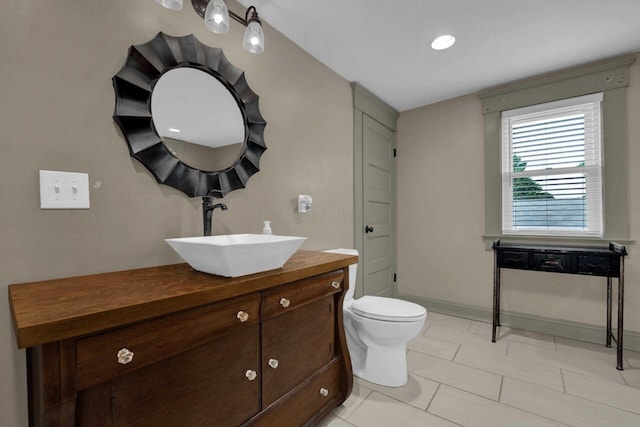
[492,252,500,343]
[496,268,501,327]
[606,276,612,348]
[617,257,624,371]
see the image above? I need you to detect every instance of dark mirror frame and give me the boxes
[112,32,267,198]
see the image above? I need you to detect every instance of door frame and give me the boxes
[352,83,399,298]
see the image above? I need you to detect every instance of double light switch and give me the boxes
[39,170,90,209]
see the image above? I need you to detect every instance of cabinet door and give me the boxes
[76,293,260,390]
[262,295,335,407]
[110,325,260,427]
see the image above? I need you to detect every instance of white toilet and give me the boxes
[325,249,427,387]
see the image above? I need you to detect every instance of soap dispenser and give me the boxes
[263,220,272,235]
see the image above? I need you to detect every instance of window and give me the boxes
[501,93,603,237]
[481,56,632,242]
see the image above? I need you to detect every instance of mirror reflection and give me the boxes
[151,67,245,172]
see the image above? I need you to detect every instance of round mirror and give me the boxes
[112,32,267,198]
[151,67,245,172]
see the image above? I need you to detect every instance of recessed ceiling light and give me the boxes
[169,128,181,133]
[431,35,456,51]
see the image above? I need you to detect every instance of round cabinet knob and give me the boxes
[320,388,329,397]
[331,281,340,289]
[279,297,291,308]
[117,348,134,365]
[245,370,257,381]
[237,310,249,322]
[268,358,279,369]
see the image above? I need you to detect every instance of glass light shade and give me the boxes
[204,0,230,34]
[243,21,264,54]
[155,0,183,11]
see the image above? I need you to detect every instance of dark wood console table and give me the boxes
[492,240,627,370]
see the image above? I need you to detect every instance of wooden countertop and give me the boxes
[9,250,357,349]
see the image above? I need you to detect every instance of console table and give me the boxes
[492,240,627,370]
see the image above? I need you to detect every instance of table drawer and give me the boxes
[262,270,344,319]
[75,293,260,390]
[499,251,529,269]
[577,256,612,276]
[534,253,571,273]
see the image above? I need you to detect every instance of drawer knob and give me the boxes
[331,281,340,289]
[268,358,279,369]
[117,348,134,365]
[320,388,329,397]
[237,310,249,322]
[245,370,257,381]
[279,297,291,308]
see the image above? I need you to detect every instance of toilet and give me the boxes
[325,248,427,387]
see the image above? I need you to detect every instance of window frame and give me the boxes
[480,56,634,244]
[501,93,604,238]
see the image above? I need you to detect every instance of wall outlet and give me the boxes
[39,170,90,209]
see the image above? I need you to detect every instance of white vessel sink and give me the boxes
[165,234,307,277]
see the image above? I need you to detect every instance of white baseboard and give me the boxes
[398,293,640,352]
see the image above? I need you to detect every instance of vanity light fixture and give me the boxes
[431,34,456,50]
[155,0,183,11]
[156,0,265,54]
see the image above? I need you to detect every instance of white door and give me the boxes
[362,114,396,297]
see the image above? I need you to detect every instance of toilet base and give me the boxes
[354,344,408,387]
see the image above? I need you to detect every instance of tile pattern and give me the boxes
[323,313,640,427]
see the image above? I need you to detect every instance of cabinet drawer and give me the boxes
[534,253,571,273]
[262,270,344,319]
[577,256,612,276]
[499,251,529,269]
[247,359,340,427]
[76,293,260,390]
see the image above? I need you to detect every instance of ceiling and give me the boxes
[237,0,640,112]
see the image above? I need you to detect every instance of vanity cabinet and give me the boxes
[9,250,356,427]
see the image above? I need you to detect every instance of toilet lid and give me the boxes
[351,296,426,322]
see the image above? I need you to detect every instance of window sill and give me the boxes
[482,234,634,250]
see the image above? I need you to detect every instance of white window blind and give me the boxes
[501,93,603,237]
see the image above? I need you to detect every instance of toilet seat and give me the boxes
[351,296,426,322]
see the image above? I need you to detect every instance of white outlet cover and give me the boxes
[39,170,90,209]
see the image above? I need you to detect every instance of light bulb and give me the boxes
[205,0,230,33]
[155,0,183,10]
[243,21,264,54]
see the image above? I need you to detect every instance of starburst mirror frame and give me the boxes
[112,32,267,198]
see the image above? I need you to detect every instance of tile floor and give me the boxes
[319,312,640,427]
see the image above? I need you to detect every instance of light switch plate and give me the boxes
[39,170,90,209]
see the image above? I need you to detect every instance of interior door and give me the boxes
[362,114,396,297]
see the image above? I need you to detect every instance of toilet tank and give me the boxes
[324,248,358,303]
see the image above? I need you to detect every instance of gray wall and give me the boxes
[0,1,354,424]
[397,60,640,335]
